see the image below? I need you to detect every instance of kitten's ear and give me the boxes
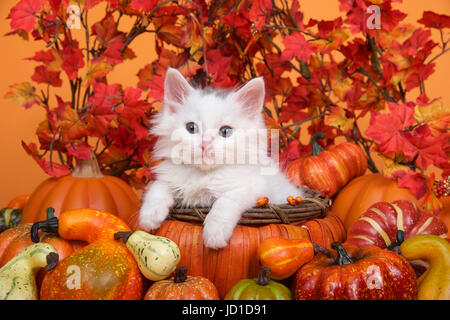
[233,77,265,117]
[164,67,194,112]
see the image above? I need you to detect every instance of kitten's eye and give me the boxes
[219,126,233,138]
[185,122,199,134]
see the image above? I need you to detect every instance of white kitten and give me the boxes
[139,68,305,249]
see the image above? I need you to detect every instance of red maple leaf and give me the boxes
[365,103,416,155]
[281,33,314,62]
[393,169,427,199]
[400,124,448,169]
[31,65,62,87]
[130,0,158,12]
[144,75,164,102]
[66,142,92,160]
[405,60,435,91]
[418,11,450,29]
[22,141,71,177]
[62,41,85,80]
[8,0,44,32]
[102,41,125,66]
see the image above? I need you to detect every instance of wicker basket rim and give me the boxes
[168,188,330,226]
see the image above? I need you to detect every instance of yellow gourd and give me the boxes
[400,235,450,300]
[114,230,181,281]
[0,243,58,300]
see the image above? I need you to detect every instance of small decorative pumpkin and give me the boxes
[331,173,420,229]
[128,211,346,298]
[114,230,181,281]
[144,266,219,300]
[37,208,143,300]
[225,267,293,300]
[21,154,140,224]
[257,237,314,280]
[286,133,367,197]
[0,243,58,300]
[294,242,418,300]
[400,235,450,300]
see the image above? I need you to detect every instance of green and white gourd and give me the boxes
[115,230,181,281]
[0,243,58,300]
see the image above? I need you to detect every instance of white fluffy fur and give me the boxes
[139,68,305,249]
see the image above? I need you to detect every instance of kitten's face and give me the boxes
[152,68,267,170]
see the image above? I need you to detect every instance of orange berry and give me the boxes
[257,197,269,207]
[287,195,296,205]
[295,196,303,203]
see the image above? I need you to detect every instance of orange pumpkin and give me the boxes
[144,266,219,300]
[331,173,420,230]
[257,237,314,280]
[39,209,143,300]
[286,133,367,197]
[21,155,140,224]
[128,212,346,298]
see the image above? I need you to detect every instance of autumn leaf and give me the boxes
[400,124,448,169]
[281,33,314,62]
[4,82,40,109]
[66,142,92,160]
[381,155,411,180]
[59,106,90,142]
[22,140,71,178]
[418,11,450,29]
[8,0,44,32]
[325,106,354,133]
[393,169,427,199]
[414,99,450,136]
[420,172,443,215]
[83,58,113,88]
[62,41,85,80]
[31,65,62,87]
[366,102,416,155]
[130,0,158,12]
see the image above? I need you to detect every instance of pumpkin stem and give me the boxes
[313,243,332,258]
[311,132,325,156]
[331,242,354,266]
[71,151,104,178]
[30,207,59,243]
[256,267,272,286]
[386,230,405,254]
[114,231,133,243]
[174,266,188,283]
[45,252,59,271]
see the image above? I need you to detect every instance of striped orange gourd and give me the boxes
[286,133,367,197]
[347,200,448,248]
[346,200,448,276]
[257,237,314,280]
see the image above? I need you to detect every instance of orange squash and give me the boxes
[286,133,367,197]
[257,237,314,280]
[38,208,143,300]
[21,155,140,224]
[128,211,346,298]
[331,173,420,230]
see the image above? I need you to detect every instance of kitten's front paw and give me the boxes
[202,217,234,250]
[138,202,170,232]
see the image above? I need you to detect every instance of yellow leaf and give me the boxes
[4,82,40,109]
[414,100,450,136]
[83,59,112,88]
[325,106,353,132]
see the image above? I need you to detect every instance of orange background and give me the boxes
[0,0,449,207]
